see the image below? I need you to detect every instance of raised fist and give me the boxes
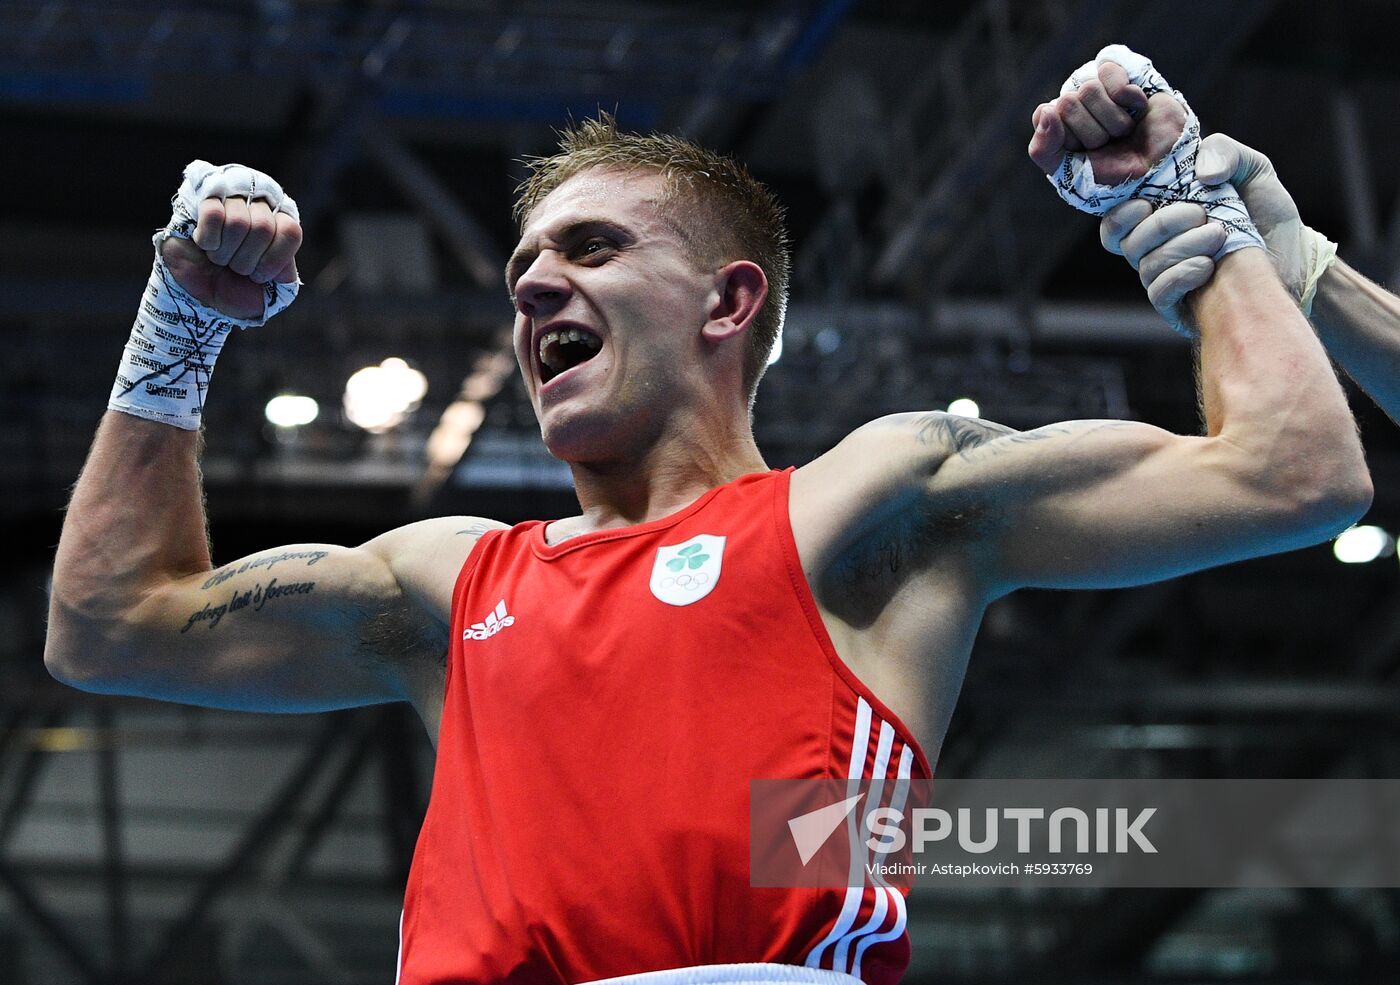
[159,161,303,323]
[1027,60,1186,187]
[1026,46,1265,334]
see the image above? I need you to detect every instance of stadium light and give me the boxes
[1333,524,1394,564]
[344,358,429,432]
[264,394,319,428]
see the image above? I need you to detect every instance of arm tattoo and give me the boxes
[202,549,329,590]
[456,523,494,538]
[959,425,1074,461]
[915,413,1138,464]
[915,411,1068,462]
[914,412,1015,454]
[181,578,317,632]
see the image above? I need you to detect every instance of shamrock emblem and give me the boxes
[666,543,709,571]
[650,534,725,606]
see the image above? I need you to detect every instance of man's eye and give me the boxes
[579,238,611,257]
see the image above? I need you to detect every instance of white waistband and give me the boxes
[581,965,864,985]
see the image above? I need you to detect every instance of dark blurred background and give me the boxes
[3,1,1400,982]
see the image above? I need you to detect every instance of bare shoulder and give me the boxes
[789,413,1006,624]
[791,412,1160,556]
[790,413,1002,567]
[794,412,1015,493]
[361,516,509,623]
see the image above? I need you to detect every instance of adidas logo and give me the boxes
[463,600,515,641]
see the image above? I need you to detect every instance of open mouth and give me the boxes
[538,327,602,384]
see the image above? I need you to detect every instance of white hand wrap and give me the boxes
[1046,44,1265,260]
[107,161,301,430]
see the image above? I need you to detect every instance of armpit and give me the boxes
[817,484,996,628]
[359,598,449,671]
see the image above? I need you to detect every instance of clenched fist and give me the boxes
[163,195,302,321]
[1027,60,1185,187]
[109,162,303,428]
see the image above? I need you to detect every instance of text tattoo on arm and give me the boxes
[182,578,316,633]
[184,549,328,633]
[201,549,329,590]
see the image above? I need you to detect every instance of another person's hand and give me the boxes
[1099,200,1223,328]
[1099,135,1337,328]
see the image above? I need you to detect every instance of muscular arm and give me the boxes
[993,247,1369,589]
[799,249,1371,605]
[45,412,492,718]
[46,164,503,726]
[1309,260,1400,425]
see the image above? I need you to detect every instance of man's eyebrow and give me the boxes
[504,248,535,290]
[504,218,633,288]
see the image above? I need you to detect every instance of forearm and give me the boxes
[1189,248,1369,510]
[1309,259,1400,424]
[48,412,212,653]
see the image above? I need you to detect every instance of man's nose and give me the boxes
[514,253,572,317]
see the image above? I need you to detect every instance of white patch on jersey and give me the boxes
[649,534,726,606]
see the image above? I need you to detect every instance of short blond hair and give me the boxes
[514,114,790,406]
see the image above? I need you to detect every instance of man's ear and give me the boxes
[702,260,769,344]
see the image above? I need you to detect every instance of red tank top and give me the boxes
[397,468,931,985]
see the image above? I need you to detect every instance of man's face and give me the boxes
[507,169,715,462]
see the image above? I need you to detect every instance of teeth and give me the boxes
[537,328,601,371]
